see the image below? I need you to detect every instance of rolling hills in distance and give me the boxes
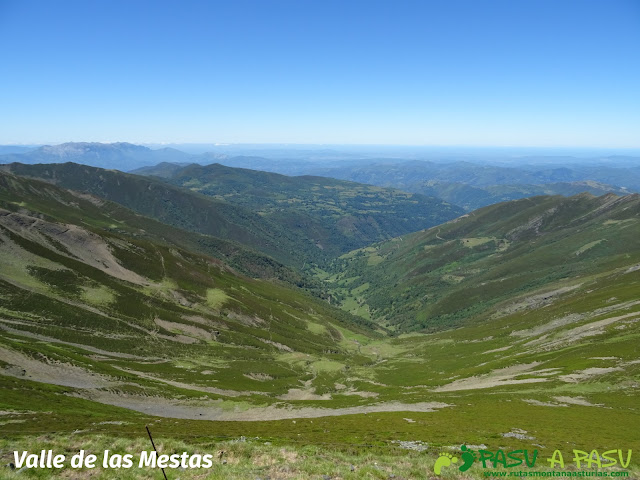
[128,147,640,212]
[1,161,462,269]
[266,159,637,212]
[0,146,639,475]
[138,162,462,257]
[396,179,631,212]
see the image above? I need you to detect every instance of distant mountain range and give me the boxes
[0,142,194,170]
[294,161,639,210]
[2,141,640,213]
[134,155,640,211]
[301,160,640,188]
[402,179,631,211]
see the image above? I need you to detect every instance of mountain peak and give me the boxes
[0,142,192,170]
[38,142,150,157]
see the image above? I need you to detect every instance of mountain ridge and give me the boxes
[143,161,463,256]
[0,142,194,170]
[1,161,464,268]
[0,161,324,268]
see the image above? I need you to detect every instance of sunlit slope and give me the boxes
[333,262,640,452]
[327,193,640,331]
[0,171,382,420]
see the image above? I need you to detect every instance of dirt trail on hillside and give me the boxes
[0,209,148,285]
[433,362,559,392]
[72,390,451,421]
[494,284,581,319]
[277,388,332,401]
[111,366,259,398]
[0,321,148,360]
[0,345,115,389]
[528,311,640,351]
[512,300,640,340]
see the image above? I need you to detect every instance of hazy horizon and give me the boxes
[3,141,640,159]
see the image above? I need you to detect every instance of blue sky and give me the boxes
[1,0,639,147]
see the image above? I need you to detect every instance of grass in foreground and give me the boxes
[1,434,638,480]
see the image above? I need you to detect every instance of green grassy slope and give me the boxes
[326,193,640,331]
[0,171,382,419]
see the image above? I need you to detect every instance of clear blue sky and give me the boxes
[1,0,639,147]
